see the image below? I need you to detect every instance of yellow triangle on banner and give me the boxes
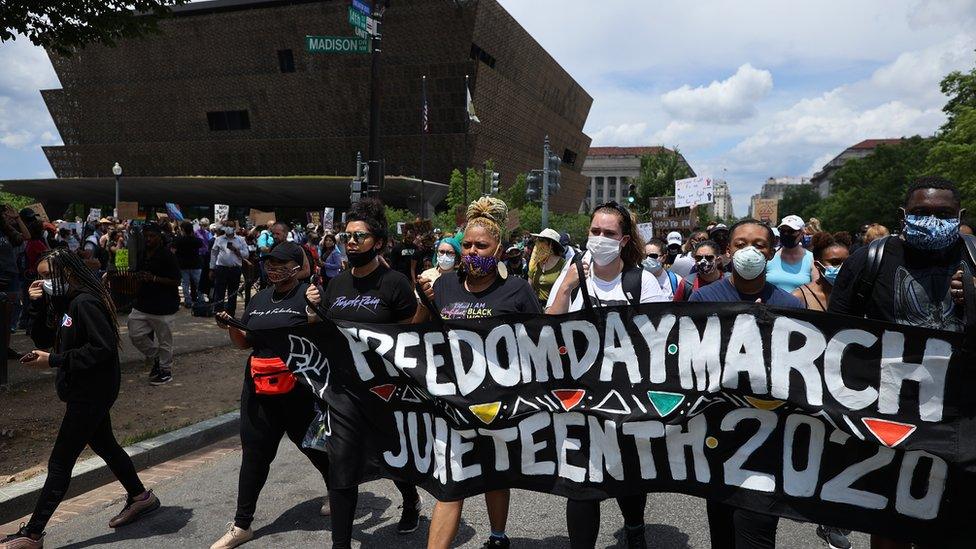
[744,396,785,411]
[469,402,502,425]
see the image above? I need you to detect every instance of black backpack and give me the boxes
[852,234,976,318]
[571,259,643,309]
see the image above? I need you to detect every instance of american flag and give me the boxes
[422,75,429,133]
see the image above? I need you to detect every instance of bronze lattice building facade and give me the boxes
[39,0,593,213]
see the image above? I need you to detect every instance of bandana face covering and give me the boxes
[266,266,299,284]
[903,214,960,250]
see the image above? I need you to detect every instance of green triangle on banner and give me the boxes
[647,391,685,417]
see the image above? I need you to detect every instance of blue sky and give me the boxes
[1,0,975,216]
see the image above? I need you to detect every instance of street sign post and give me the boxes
[348,7,368,30]
[306,35,370,54]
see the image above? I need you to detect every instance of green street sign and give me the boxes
[348,7,368,30]
[306,35,370,54]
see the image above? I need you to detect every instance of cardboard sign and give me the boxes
[249,209,276,226]
[117,201,139,220]
[752,198,779,226]
[637,222,654,243]
[25,203,49,222]
[214,204,230,223]
[322,207,335,229]
[307,211,321,226]
[648,196,694,238]
[674,176,714,209]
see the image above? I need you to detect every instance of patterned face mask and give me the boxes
[903,214,960,250]
[461,253,499,277]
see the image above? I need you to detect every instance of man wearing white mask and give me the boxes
[209,221,249,317]
[689,218,801,549]
[547,201,667,549]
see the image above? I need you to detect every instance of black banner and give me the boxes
[256,303,976,542]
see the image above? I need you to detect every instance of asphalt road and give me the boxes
[43,441,868,548]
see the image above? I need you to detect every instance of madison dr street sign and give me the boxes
[306,35,370,54]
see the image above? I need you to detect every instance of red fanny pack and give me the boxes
[250,357,296,395]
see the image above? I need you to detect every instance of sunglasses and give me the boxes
[337,231,372,244]
[694,254,716,262]
[646,253,660,259]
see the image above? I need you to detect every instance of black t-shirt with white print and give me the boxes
[242,282,310,359]
[433,272,541,319]
[322,264,417,323]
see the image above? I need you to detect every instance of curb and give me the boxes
[0,410,240,525]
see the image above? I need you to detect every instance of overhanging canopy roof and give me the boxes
[0,176,448,214]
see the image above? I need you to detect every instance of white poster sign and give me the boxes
[87,208,101,222]
[674,176,714,209]
[322,207,335,229]
[214,204,230,223]
[637,222,654,243]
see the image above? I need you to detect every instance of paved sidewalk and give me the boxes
[4,308,230,388]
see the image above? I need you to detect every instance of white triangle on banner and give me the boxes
[590,390,632,415]
[401,385,422,403]
[509,396,541,419]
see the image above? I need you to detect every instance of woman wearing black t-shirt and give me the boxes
[305,199,423,549]
[209,242,330,549]
[417,197,541,549]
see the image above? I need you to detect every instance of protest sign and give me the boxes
[257,303,976,542]
[117,201,139,220]
[637,222,654,243]
[25,203,48,222]
[323,207,335,229]
[752,199,779,226]
[307,211,321,226]
[155,212,169,221]
[249,209,275,226]
[87,208,101,223]
[674,176,714,209]
[648,197,694,238]
[214,204,230,223]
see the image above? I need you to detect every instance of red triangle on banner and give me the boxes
[861,417,917,447]
[552,389,585,411]
[370,384,396,402]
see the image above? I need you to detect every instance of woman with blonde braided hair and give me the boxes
[3,249,159,549]
[419,196,540,549]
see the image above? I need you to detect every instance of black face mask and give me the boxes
[346,247,378,268]
[779,234,799,248]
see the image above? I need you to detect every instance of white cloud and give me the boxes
[661,64,773,123]
[590,122,649,145]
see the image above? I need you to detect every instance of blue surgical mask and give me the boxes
[817,262,841,285]
[642,256,662,274]
[903,214,960,250]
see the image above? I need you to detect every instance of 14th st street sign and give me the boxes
[306,35,370,54]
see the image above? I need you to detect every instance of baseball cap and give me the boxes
[18,208,37,220]
[506,245,522,256]
[267,241,304,264]
[779,215,804,231]
[531,228,561,243]
[708,223,729,235]
[142,222,162,234]
[667,231,683,246]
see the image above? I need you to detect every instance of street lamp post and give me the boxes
[112,162,122,218]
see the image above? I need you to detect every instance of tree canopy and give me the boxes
[1,1,188,56]
[632,148,694,213]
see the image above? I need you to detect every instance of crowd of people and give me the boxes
[2,174,973,549]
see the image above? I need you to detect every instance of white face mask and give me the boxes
[587,235,622,266]
[732,246,767,280]
[224,227,235,236]
[42,279,66,296]
[437,252,455,271]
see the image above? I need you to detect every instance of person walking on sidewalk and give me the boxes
[210,221,249,317]
[1,249,160,549]
[209,242,330,549]
[127,223,181,386]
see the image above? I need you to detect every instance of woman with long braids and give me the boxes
[305,198,423,548]
[548,201,669,549]
[417,197,541,549]
[1,250,159,549]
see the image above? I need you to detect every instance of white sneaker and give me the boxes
[210,522,253,549]
[320,494,331,516]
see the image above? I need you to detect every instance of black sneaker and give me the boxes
[482,536,510,548]
[149,370,172,386]
[0,523,44,548]
[148,357,160,378]
[816,525,852,549]
[396,495,422,535]
[625,525,647,548]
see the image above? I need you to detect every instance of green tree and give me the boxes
[778,185,821,221]
[445,167,487,211]
[813,136,933,232]
[927,106,976,212]
[632,148,694,213]
[499,172,528,211]
[1,1,190,56]
[939,57,976,131]
[0,191,36,211]
[384,207,416,239]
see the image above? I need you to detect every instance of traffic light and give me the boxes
[525,170,542,201]
[490,172,500,195]
[546,153,561,195]
[360,163,369,198]
[627,183,637,204]
[351,175,363,203]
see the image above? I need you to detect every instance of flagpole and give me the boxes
[463,73,469,210]
[420,75,427,218]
